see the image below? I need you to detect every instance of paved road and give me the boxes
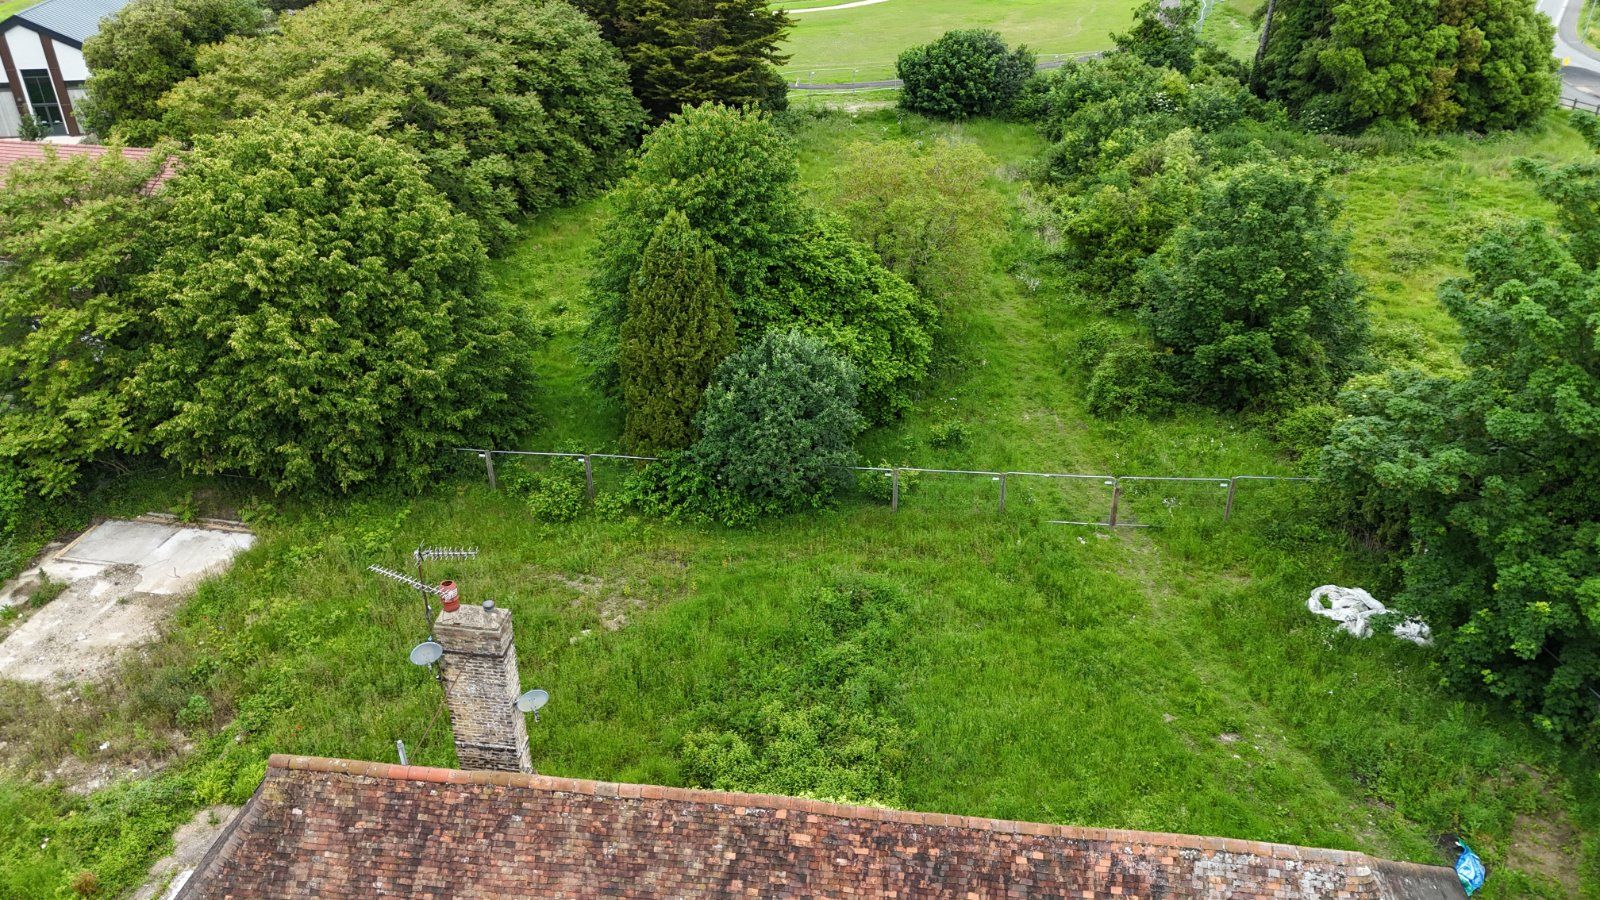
[1540,0,1600,105]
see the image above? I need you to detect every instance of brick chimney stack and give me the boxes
[432,601,532,773]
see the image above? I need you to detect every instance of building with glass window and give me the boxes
[0,0,130,139]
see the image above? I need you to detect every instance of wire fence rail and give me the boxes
[455,448,1312,529]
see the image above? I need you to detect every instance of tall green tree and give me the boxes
[587,104,934,422]
[1256,0,1557,132]
[0,148,166,498]
[1320,213,1600,743]
[81,0,265,145]
[1140,162,1369,408]
[620,210,736,453]
[1114,0,1204,73]
[130,120,539,493]
[572,0,790,120]
[161,0,642,247]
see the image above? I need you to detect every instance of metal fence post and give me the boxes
[891,469,900,512]
[483,451,497,490]
[583,455,595,502]
[1107,481,1121,527]
[1224,478,1237,522]
[998,474,1007,513]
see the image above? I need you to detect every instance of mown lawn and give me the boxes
[3,109,1600,898]
[775,0,1141,84]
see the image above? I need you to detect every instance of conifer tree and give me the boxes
[620,210,736,452]
[573,0,790,120]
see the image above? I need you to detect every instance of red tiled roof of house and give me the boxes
[177,754,1465,899]
[0,139,175,189]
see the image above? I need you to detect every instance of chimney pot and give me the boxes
[482,600,495,611]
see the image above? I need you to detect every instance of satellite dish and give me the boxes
[409,640,444,666]
[515,689,549,714]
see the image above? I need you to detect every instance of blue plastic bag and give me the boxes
[1455,841,1486,896]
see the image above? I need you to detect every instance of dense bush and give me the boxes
[1140,163,1369,409]
[571,0,790,121]
[587,103,805,389]
[1113,0,1204,73]
[682,581,909,804]
[161,0,642,246]
[896,30,1034,119]
[1028,53,1261,185]
[691,330,864,514]
[1256,0,1558,132]
[80,0,265,144]
[503,457,588,523]
[1049,129,1204,294]
[129,120,539,493]
[1085,345,1180,417]
[588,104,934,422]
[0,148,167,499]
[619,210,736,453]
[1319,214,1600,743]
[834,137,1001,314]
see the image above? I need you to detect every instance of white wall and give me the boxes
[0,89,21,138]
[56,42,88,82]
[5,26,47,70]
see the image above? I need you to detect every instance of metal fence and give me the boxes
[456,449,1312,529]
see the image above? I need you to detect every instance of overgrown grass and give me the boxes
[3,109,1600,898]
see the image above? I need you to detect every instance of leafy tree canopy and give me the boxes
[130,120,539,493]
[896,29,1035,119]
[0,148,167,498]
[1256,0,1558,132]
[571,0,790,120]
[81,0,266,145]
[1320,203,1600,742]
[1140,162,1369,408]
[587,104,934,422]
[161,0,643,247]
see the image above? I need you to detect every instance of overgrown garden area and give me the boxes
[3,0,1600,896]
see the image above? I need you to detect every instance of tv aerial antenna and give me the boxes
[367,545,478,635]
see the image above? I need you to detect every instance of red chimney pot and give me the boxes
[440,580,460,612]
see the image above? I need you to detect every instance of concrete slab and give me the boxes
[0,518,255,685]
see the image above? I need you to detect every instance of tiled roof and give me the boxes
[0,139,174,189]
[1,0,131,46]
[178,755,1465,899]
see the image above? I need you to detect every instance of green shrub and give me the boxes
[1319,216,1600,744]
[81,0,266,144]
[928,420,968,449]
[587,105,933,422]
[503,458,588,523]
[1064,322,1124,372]
[1271,403,1343,462]
[161,0,643,247]
[896,30,1035,120]
[130,120,540,493]
[1140,162,1369,410]
[0,147,164,500]
[620,210,736,453]
[1113,0,1204,73]
[833,137,1002,315]
[1085,345,1179,417]
[691,330,865,514]
[1050,129,1204,294]
[681,581,909,804]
